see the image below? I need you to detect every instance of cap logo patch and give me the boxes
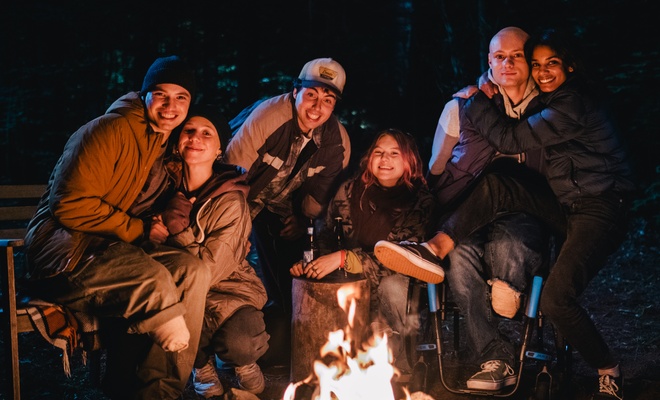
[318,66,337,81]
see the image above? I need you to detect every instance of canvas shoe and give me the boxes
[466,360,517,390]
[374,240,445,283]
[592,373,624,399]
[236,362,266,394]
[192,358,225,398]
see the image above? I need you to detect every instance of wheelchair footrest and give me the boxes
[415,343,437,352]
[525,349,553,361]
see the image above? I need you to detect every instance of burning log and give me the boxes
[290,275,370,383]
[286,276,432,400]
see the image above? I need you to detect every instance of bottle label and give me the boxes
[303,250,314,266]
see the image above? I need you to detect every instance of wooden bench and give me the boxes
[0,184,101,400]
[0,184,46,399]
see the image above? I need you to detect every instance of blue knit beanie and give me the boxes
[141,55,196,97]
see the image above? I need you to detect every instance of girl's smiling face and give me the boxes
[369,134,405,188]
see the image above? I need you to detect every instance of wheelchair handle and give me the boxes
[526,276,543,318]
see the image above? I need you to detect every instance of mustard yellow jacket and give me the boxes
[25,92,168,279]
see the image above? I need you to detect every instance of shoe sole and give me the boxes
[374,241,445,284]
[467,375,517,391]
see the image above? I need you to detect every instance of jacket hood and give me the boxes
[487,70,539,119]
[195,164,244,205]
[106,91,148,125]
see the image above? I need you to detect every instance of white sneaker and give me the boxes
[466,359,517,390]
[192,358,224,398]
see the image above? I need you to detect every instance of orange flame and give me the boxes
[283,284,411,400]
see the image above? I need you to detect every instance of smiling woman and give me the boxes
[162,107,269,397]
[289,128,438,377]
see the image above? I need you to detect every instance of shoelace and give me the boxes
[479,360,502,372]
[194,362,219,383]
[479,360,515,375]
[236,362,259,375]
[598,375,622,399]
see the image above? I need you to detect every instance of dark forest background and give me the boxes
[1,0,658,219]
[2,2,660,399]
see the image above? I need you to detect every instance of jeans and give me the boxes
[446,213,548,365]
[441,172,630,369]
[377,273,412,371]
[29,242,211,399]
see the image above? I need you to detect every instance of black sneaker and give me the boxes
[592,374,624,400]
[466,360,517,390]
[374,240,445,283]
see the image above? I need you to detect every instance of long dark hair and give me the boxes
[525,28,584,76]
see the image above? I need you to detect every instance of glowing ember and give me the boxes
[283,284,411,400]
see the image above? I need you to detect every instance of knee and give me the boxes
[180,255,212,289]
[378,274,409,303]
[539,288,568,320]
[489,279,522,318]
[212,307,270,364]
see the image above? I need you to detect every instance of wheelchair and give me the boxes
[404,275,572,400]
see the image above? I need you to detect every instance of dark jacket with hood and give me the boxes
[463,75,635,206]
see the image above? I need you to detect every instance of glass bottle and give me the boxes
[334,216,345,251]
[334,216,347,277]
[302,218,319,267]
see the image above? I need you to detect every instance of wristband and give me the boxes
[339,250,347,276]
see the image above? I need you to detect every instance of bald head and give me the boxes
[487,26,532,103]
[489,27,529,53]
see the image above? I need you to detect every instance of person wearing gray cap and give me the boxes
[23,55,211,399]
[224,57,350,368]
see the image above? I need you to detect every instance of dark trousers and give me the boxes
[251,209,306,314]
[250,209,306,368]
[194,306,270,368]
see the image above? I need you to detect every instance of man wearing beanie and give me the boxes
[224,57,350,368]
[23,55,210,399]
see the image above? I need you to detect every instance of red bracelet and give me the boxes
[339,250,346,270]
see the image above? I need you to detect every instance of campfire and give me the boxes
[283,284,416,400]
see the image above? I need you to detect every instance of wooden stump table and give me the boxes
[290,273,370,383]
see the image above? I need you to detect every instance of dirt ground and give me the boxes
[2,215,659,400]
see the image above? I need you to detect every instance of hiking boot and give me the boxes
[466,360,517,390]
[592,374,624,399]
[374,240,445,283]
[192,358,225,398]
[236,362,265,394]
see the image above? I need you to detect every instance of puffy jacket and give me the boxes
[463,76,636,205]
[165,165,267,326]
[428,74,542,209]
[25,92,169,279]
[225,93,350,219]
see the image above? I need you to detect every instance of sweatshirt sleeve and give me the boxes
[429,99,460,175]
